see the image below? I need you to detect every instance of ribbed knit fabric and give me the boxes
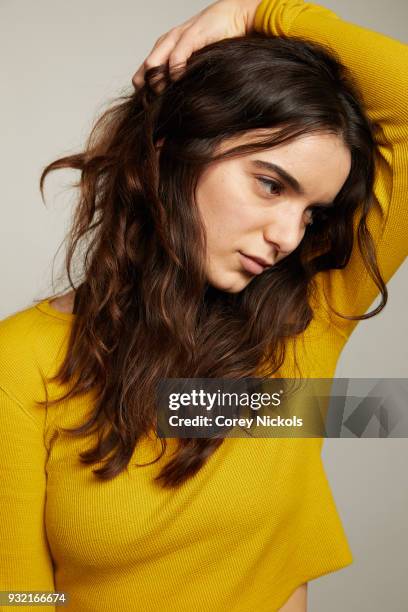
[0,2,407,610]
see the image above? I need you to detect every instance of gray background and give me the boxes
[1,1,407,610]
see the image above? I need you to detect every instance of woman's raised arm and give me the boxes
[254,0,408,337]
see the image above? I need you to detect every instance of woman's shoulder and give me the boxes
[48,290,76,314]
[0,292,75,340]
[0,294,74,409]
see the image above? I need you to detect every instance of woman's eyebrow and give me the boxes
[250,159,335,207]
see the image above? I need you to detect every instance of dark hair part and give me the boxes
[38,33,386,488]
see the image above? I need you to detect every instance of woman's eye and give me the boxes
[257,177,282,196]
[256,178,332,226]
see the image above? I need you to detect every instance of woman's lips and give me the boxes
[238,251,270,275]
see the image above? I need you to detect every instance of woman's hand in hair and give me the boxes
[132,0,261,91]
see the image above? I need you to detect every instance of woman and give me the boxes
[0,0,406,610]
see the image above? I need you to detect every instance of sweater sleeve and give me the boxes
[0,386,56,610]
[254,0,408,338]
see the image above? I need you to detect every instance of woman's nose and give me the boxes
[263,210,306,256]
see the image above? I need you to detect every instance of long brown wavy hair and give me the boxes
[38,32,387,488]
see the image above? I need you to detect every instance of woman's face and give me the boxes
[195,130,352,293]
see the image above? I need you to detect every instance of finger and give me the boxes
[132,67,146,90]
[132,28,185,89]
[167,29,205,81]
[132,37,169,88]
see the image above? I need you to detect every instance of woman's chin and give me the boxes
[207,270,252,294]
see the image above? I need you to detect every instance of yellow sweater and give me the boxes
[0,1,407,610]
